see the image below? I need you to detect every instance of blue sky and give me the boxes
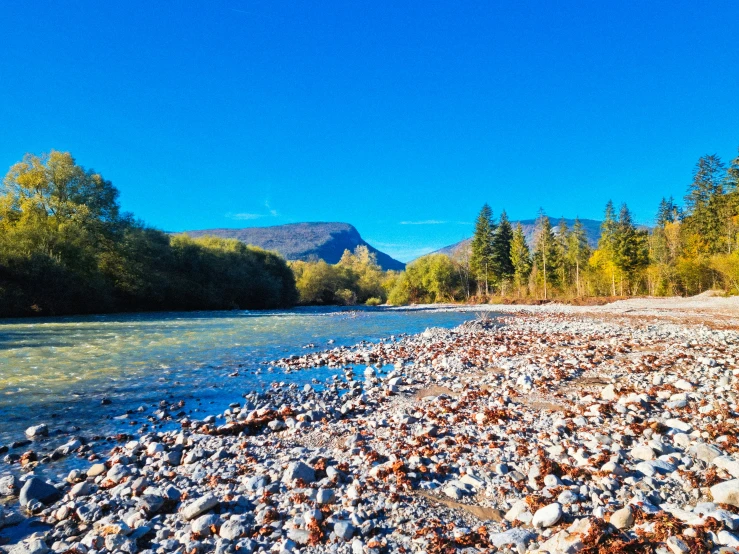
[1,1,738,261]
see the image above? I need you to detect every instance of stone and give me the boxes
[610,506,634,529]
[666,536,691,554]
[352,539,365,554]
[25,424,48,438]
[191,514,220,536]
[664,418,692,433]
[0,475,17,496]
[182,494,219,520]
[106,464,131,484]
[334,521,355,541]
[691,443,723,463]
[715,457,739,479]
[630,444,655,461]
[719,530,739,548]
[532,502,563,528]
[600,384,617,400]
[711,480,739,507]
[443,485,464,500]
[19,477,61,507]
[7,539,49,554]
[287,529,310,545]
[219,517,250,540]
[316,488,336,504]
[69,481,92,498]
[87,463,107,477]
[282,461,315,484]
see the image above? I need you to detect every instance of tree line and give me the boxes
[0,151,297,317]
[401,147,739,302]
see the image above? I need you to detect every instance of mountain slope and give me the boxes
[182,222,406,271]
[434,217,603,258]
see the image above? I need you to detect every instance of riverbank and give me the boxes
[3,299,739,553]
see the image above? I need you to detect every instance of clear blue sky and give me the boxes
[1,1,738,261]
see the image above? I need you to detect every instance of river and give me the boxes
[0,306,478,449]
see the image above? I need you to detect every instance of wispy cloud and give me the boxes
[226,212,264,220]
[225,199,279,221]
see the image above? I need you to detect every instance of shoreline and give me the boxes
[2,300,739,553]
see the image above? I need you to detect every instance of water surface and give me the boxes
[0,307,475,446]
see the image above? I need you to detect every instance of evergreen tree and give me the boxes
[598,200,619,295]
[470,203,496,295]
[555,218,569,289]
[509,223,531,297]
[533,209,557,299]
[685,154,727,254]
[567,218,590,296]
[614,203,649,294]
[492,210,514,286]
[656,196,680,226]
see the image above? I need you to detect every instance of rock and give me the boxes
[691,443,723,463]
[711,480,739,507]
[630,444,655,461]
[666,536,691,554]
[87,463,107,477]
[282,461,315,484]
[610,506,634,529]
[488,528,536,549]
[220,517,250,540]
[715,457,739,479]
[191,514,220,536]
[19,478,61,507]
[7,539,49,554]
[69,481,92,498]
[25,425,48,438]
[182,494,219,520]
[538,529,584,554]
[106,464,131,484]
[334,521,355,541]
[443,485,464,500]
[351,539,365,554]
[664,418,692,433]
[532,502,563,528]
[0,475,17,496]
[316,488,335,504]
[636,460,676,477]
[287,529,310,545]
[600,384,617,400]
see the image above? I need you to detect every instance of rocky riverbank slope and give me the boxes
[3,307,739,553]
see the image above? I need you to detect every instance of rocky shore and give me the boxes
[2,305,739,553]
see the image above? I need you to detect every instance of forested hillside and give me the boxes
[0,151,297,317]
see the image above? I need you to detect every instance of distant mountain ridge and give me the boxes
[433,217,603,258]
[182,222,406,271]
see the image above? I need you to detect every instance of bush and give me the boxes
[365,297,382,306]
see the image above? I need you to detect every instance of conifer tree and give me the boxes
[614,203,649,294]
[470,203,496,295]
[567,218,590,296]
[492,210,514,286]
[533,209,557,299]
[685,154,727,254]
[509,223,531,297]
[598,200,619,295]
[555,218,569,289]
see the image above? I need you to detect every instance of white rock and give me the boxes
[532,502,562,528]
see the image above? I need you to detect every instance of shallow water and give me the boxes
[0,306,475,446]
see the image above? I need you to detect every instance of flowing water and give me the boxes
[0,306,477,448]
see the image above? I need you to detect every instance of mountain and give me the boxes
[182,222,406,271]
[433,217,603,258]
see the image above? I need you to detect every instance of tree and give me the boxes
[656,196,680,227]
[567,218,590,296]
[470,203,496,295]
[510,223,531,297]
[597,200,619,295]
[492,210,514,290]
[555,218,569,290]
[533,209,557,299]
[613,203,649,295]
[684,154,727,254]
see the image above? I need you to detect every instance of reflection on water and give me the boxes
[0,307,474,444]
